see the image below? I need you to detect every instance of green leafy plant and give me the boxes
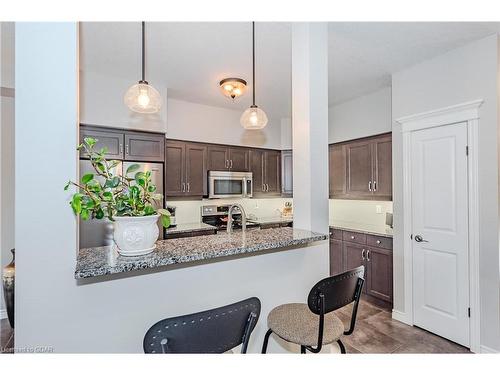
[64,137,170,228]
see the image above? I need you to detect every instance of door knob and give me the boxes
[414,235,428,243]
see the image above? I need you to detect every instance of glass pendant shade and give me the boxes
[240,105,268,130]
[124,82,161,114]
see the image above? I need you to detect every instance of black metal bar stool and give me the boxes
[262,266,364,354]
[143,297,260,354]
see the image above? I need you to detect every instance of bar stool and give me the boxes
[144,297,261,354]
[262,266,364,354]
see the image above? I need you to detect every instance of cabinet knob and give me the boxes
[351,235,355,240]
[376,240,381,244]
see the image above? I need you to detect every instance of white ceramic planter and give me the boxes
[113,214,160,256]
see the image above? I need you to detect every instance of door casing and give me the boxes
[395,99,482,353]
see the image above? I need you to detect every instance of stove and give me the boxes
[201,204,260,231]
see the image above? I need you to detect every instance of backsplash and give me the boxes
[329,199,393,227]
[169,198,293,224]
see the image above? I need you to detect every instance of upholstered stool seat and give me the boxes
[267,303,345,346]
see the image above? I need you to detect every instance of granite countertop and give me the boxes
[75,227,328,279]
[164,222,217,235]
[247,216,293,225]
[329,220,393,238]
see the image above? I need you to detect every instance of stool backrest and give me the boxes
[143,297,261,354]
[307,266,365,315]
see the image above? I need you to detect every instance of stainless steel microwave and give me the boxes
[208,171,253,199]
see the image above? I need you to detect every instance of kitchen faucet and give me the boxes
[227,204,247,234]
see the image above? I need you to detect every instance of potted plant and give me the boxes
[64,137,170,256]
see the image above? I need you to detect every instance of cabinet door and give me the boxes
[124,133,165,162]
[228,147,249,171]
[366,247,393,302]
[372,134,392,200]
[185,143,207,197]
[264,150,281,195]
[329,239,343,276]
[250,149,264,194]
[80,127,124,159]
[343,242,367,292]
[281,150,293,197]
[165,141,186,196]
[346,139,373,197]
[329,144,346,198]
[208,146,229,171]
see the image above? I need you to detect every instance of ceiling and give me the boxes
[80,22,500,120]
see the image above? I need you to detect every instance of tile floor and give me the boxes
[335,300,470,354]
[0,300,470,354]
[1,318,14,354]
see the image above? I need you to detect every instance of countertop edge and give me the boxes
[329,224,393,238]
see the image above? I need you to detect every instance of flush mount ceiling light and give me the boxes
[219,78,247,100]
[240,22,268,130]
[124,21,161,114]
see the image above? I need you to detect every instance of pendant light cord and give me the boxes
[252,21,255,106]
[141,21,146,82]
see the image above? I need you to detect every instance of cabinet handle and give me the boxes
[373,181,377,192]
[182,182,186,192]
[119,143,123,154]
[367,250,371,262]
[125,144,129,155]
[368,181,372,192]
[187,182,190,192]
[225,160,228,168]
[376,240,381,245]
[262,184,265,192]
[266,184,269,192]
[361,249,365,260]
[230,160,233,168]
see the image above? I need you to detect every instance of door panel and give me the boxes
[372,134,392,199]
[124,133,165,162]
[411,122,469,347]
[343,242,367,292]
[366,247,392,302]
[80,128,124,159]
[228,148,249,171]
[281,150,293,196]
[264,150,281,195]
[329,239,343,276]
[208,146,229,171]
[165,141,185,196]
[346,140,373,197]
[250,149,264,194]
[185,143,207,196]
[329,144,346,197]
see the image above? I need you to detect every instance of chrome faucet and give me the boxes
[227,204,247,234]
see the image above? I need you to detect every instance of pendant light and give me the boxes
[124,21,161,114]
[240,22,268,130]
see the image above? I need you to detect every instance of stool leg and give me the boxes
[337,339,346,354]
[261,329,273,353]
[301,345,306,354]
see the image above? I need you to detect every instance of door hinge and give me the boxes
[468,307,471,317]
[466,146,469,156]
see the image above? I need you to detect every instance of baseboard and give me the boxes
[392,309,412,326]
[0,309,7,320]
[480,345,499,354]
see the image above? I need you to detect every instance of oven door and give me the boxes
[209,175,245,198]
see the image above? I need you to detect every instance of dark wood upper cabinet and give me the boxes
[346,139,373,197]
[250,149,264,194]
[372,134,392,199]
[281,150,293,197]
[80,127,124,159]
[165,140,186,196]
[330,133,392,200]
[165,140,207,198]
[264,150,281,195]
[366,246,393,302]
[228,148,249,171]
[329,144,346,198]
[124,133,165,162]
[207,146,228,171]
[185,143,207,196]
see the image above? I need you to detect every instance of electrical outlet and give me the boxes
[376,205,382,214]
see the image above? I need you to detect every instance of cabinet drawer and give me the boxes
[329,227,343,240]
[366,234,393,250]
[342,230,366,244]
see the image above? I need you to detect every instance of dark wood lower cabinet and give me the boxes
[329,227,393,305]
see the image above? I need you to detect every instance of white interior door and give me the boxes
[411,122,470,347]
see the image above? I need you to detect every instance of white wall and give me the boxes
[166,98,282,149]
[392,34,500,352]
[329,86,392,143]
[0,22,15,318]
